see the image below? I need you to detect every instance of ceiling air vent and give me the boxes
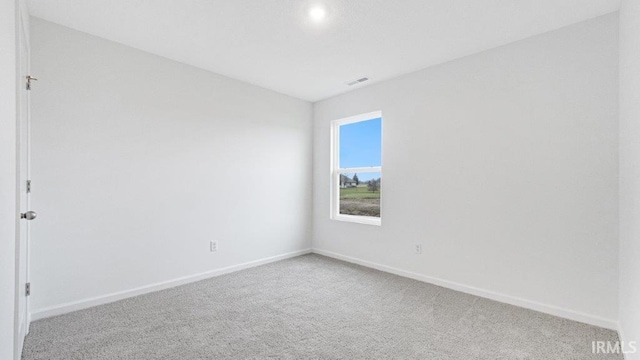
[346,77,370,86]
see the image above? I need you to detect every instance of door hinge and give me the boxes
[25,282,30,296]
[26,75,37,91]
[26,180,31,193]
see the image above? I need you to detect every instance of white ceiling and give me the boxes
[28,0,620,102]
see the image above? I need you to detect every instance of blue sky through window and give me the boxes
[339,117,381,181]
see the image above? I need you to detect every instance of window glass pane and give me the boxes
[339,118,381,168]
[339,172,381,218]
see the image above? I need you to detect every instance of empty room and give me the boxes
[1,0,640,359]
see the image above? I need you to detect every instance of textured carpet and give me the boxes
[23,254,621,359]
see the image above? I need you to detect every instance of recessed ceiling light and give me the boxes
[309,6,326,22]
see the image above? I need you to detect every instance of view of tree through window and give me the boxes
[339,172,381,217]
[336,116,382,219]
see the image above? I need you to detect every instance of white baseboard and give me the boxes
[312,248,618,330]
[617,323,632,360]
[31,249,312,321]
[30,247,618,331]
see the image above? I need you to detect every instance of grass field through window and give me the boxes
[339,185,380,217]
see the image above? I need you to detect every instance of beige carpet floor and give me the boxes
[22,254,621,359]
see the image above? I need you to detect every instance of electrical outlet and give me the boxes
[210,241,218,252]
[415,244,422,254]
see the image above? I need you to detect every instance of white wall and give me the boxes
[0,0,17,358]
[29,18,312,316]
[313,14,619,327]
[619,0,640,356]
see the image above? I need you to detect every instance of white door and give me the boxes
[16,10,33,356]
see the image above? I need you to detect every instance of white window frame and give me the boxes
[330,111,382,226]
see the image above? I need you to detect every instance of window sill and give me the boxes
[331,214,381,226]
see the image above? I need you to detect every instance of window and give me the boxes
[331,111,382,226]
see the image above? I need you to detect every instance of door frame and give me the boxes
[14,1,31,358]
